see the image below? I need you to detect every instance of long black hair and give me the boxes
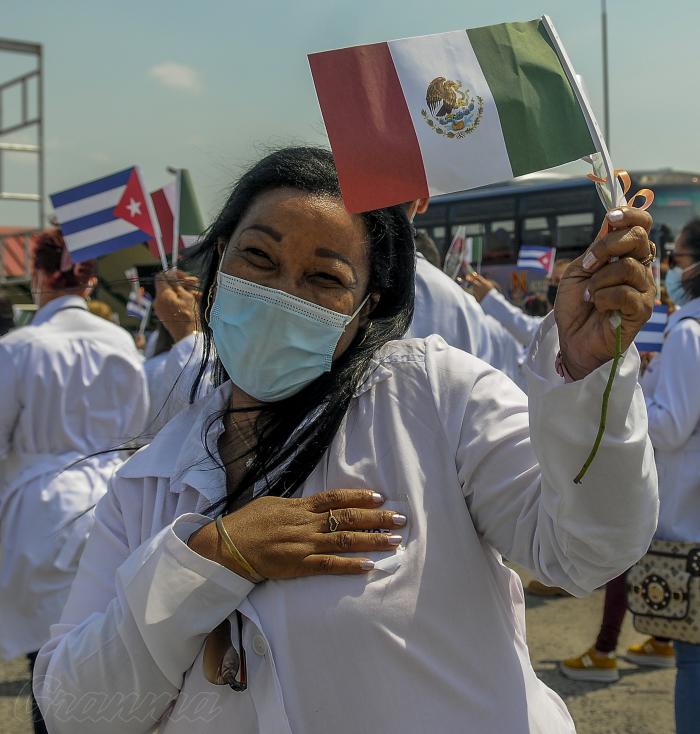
[188,147,415,513]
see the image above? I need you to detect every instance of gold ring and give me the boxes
[328,509,340,533]
[641,254,655,267]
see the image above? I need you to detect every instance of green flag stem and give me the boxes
[573,314,622,484]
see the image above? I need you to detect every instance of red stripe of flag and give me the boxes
[147,187,184,260]
[309,42,428,213]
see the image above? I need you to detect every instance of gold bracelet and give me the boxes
[215,515,265,583]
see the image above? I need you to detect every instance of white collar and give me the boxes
[116,344,406,497]
[666,296,700,333]
[117,382,231,501]
[32,295,86,326]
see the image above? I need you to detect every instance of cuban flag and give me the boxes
[126,287,153,320]
[634,304,669,353]
[50,167,157,263]
[516,245,557,277]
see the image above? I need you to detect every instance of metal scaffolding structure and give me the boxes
[0,38,44,284]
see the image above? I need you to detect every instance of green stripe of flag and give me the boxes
[467,19,595,177]
[178,169,204,237]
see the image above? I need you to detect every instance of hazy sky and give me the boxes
[2,0,698,228]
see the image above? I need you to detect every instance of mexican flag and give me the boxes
[309,16,598,213]
[148,168,204,261]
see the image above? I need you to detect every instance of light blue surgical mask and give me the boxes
[665,262,699,307]
[210,272,369,402]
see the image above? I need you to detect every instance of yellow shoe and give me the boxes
[623,637,676,668]
[525,579,572,597]
[559,646,619,682]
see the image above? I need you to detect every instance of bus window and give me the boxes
[556,212,595,252]
[649,188,700,249]
[484,219,515,263]
[522,216,555,248]
[519,186,598,217]
[450,195,516,223]
[430,226,446,248]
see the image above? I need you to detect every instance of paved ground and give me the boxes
[0,573,675,733]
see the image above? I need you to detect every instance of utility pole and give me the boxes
[601,0,610,149]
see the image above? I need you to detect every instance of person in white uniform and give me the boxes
[643,221,700,734]
[0,229,148,732]
[35,148,659,734]
[142,269,212,439]
[469,260,571,347]
[405,200,494,364]
[560,221,700,728]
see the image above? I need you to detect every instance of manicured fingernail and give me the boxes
[583,288,591,303]
[582,251,598,271]
[361,560,375,570]
[392,513,407,527]
[607,209,624,223]
[388,535,403,546]
[371,492,383,504]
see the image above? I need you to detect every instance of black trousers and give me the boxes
[26,651,48,734]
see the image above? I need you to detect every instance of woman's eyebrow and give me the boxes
[240,224,283,241]
[315,247,358,280]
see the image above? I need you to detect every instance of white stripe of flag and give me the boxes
[516,246,556,276]
[634,304,669,353]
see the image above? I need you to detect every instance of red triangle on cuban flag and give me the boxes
[538,249,555,277]
[113,167,156,237]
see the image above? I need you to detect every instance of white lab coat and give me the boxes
[143,333,212,438]
[0,295,148,659]
[641,296,700,542]
[408,255,494,363]
[482,289,545,347]
[35,316,658,734]
[484,314,528,391]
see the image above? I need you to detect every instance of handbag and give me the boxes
[626,538,700,644]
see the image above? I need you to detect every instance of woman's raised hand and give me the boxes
[153,268,201,342]
[188,489,407,582]
[554,207,656,380]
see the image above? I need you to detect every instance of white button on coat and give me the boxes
[252,635,268,656]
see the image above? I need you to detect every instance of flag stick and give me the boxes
[540,15,623,209]
[138,298,152,336]
[135,166,168,271]
[542,15,626,483]
[171,168,182,268]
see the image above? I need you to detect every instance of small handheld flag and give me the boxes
[50,167,163,265]
[127,286,153,320]
[443,226,467,279]
[149,169,204,265]
[516,246,557,277]
[309,16,597,212]
[634,304,669,354]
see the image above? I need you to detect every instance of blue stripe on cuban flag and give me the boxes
[126,290,152,320]
[50,167,147,262]
[516,245,556,276]
[634,304,669,353]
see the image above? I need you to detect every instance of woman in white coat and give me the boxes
[642,219,700,734]
[35,148,658,734]
[0,230,149,732]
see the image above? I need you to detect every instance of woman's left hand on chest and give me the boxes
[555,207,656,380]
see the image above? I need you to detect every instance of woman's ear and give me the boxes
[358,293,380,328]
